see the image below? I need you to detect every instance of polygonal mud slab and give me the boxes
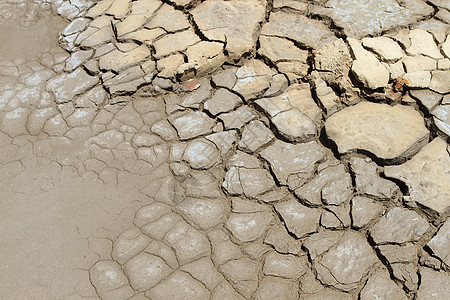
[416,267,450,299]
[370,207,430,244]
[325,102,429,163]
[385,137,450,216]
[427,219,450,267]
[261,11,337,48]
[304,231,379,291]
[310,0,433,39]
[191,0,266,59]
[4,0,450,299]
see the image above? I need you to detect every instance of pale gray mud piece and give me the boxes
[430,70,450,94]
[432,104,450,137]
[164,79,212,112]
[385,137,450,216]
[218,106,258,130]
[260,139,327,188]
[405,29,443,60]
[321,203,351,229]
[179,257,226,292]
[182,172,223,199]
[46,68,99,102]
[152,30,200,59]
[169,111,216,140]
[223,151,276,190]
[312,38,360,105]
[294,161,352,206]
[312,76,341,115]
[263,224,302,255]
[123,252,172,291]
[219,257,260,297]
[416,267,450,300]
[351,55,390,90]
[304,230,379,291]
[223,152,277,198]
[206,130,238,157]
[261,11,337,48]
[370,207,430,244]
[183,138,221,169]
[145,270,211,300]
[204,88,243,116]
[232,60,277,100]
[162,219,212,265]
[428,0,450,10]
[184,41,227,77]
[351,196,385,229]
[410,89,443,113]
[350,157,399,200]
[325,102,429,163]
[212,66,238,89]
[274,196,322,239]
[435,8,450,23]
[256,276,299,300]
[310,0,433,39]
[238,120,274,153]
[359,268,408,300]
[176,197,229,230]
[111,228,151,265]
[256,83,322,141]
[0,107,31,137]
[361,36,405,63]
[376,243,420,291]
[226,210,274,243]
[103,65,150,95]
[98,45,151,72]
[191,0,266,59]
[90,260,135,300]
[207,229,243,266]
[413,19,450,45]
[426,218,450,267]
[258,35,309,80]
[262,251,309,279]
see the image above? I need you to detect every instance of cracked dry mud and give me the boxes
[0,0,449,299]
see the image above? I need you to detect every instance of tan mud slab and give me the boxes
[0,0,449,299]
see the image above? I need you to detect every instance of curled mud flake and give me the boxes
[182,78,201,91]
[392,76,410,93]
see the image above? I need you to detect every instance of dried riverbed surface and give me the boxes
[0,0,449,299]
